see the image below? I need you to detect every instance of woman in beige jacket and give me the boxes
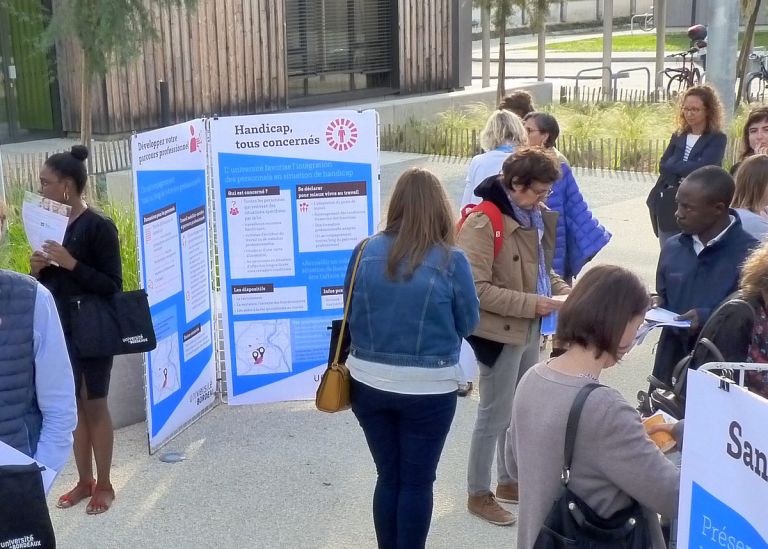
[457,147,570,526]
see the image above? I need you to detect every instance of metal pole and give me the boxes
[691,0,698,26]
[537,20,546,82]
[654,0,667,94]
[707,0,740,123]
[481,6,490,88]
[602,0,612,96]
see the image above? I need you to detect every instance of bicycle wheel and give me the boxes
[746,73,767,103]
[692,69,701,86]
[667,74,688,98]
[644,16,655,32]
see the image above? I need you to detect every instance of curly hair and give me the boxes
[501,146,562,189]
[740,242,768,299]
[675,85,724,135]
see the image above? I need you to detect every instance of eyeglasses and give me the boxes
[525,127,542,134]
[682,107,703,114]
[531,187,553,198]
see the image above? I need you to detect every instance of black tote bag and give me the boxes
[69,290,157,358]
[534,384,651,549]
[0,464,56,549]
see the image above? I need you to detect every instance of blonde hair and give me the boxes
[740,242,768,299]
[384,168,454,280]
[676,85,724,135]
[733,154,768,213]
[480,110,528,152]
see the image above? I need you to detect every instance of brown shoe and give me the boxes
[496,482,519,504]
[467,493,517,526]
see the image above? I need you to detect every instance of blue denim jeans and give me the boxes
[351,378,457,549]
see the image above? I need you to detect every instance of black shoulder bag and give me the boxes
[0,464,56,548]
[69,290,157,358]
[534,384,651,549]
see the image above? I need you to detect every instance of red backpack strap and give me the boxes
[457,201,504,257]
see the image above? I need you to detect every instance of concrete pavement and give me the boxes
[47,153,662,548]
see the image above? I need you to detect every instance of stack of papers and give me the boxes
[645,308,693,328]
[634,308,692,346]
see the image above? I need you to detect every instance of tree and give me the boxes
[736,0,763,105]
[44,0,199,144]
[475,0,553,103]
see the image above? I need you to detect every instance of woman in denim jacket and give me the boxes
[345,168,480,549]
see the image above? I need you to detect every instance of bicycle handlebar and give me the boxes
[666,49,698,60]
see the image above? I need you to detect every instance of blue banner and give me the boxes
[132,121,217,450]
[211,111,380,405]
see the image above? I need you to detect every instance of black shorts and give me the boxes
[66,340,114,400]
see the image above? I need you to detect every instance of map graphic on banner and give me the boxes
[677,369,768,548]
[211,110,380,405]
[131,120,217,450]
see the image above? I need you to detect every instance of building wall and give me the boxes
[667,0,768,27]
[398,0,454,93]
[56,0,457,135]
[56,0,287,135]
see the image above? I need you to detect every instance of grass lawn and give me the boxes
[529,31,768,53]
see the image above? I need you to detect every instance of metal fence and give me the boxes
[380,124,743,173]
[557,85,676,105]
[1,138,132,197]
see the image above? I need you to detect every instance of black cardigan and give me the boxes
[38,208,123,334]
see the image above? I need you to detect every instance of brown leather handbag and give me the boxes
[315,239,369,413]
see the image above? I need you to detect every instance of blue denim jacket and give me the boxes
[344,233,480,368]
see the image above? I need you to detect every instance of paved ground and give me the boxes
[47,152,661,548]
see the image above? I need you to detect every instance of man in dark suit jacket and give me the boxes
[651,167,758,386]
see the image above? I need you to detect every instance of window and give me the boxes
[286,0,396,101]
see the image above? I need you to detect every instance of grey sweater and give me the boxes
[507,363,680,549]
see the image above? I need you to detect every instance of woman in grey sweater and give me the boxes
[507,265,681,549]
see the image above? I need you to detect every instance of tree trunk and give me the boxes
[736,0,761,106]
[496,8,508,103]
[80,47,93,146]
[537,20,546,81]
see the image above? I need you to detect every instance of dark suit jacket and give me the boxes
[647,131,728,234]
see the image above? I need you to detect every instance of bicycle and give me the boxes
[745,52,768,103]
[664,49,702,97]
[630,5,655,33]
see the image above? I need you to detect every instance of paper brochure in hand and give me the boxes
[21,191,70,253]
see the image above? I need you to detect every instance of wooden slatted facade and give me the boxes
[55,0,455,135]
